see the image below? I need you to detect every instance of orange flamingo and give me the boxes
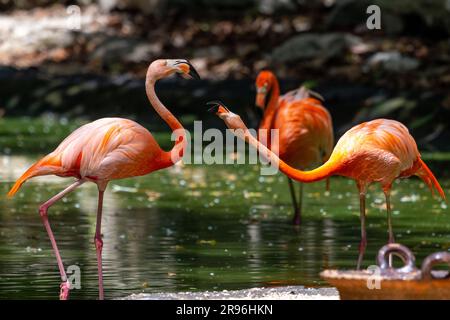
[208,101,445,269]
[7,59,200,300]
[254,71,334,225]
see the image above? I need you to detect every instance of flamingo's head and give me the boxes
[255,70,276,109]
[207,101,247,131]
[148,59,200,80]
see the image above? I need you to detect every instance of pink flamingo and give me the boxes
[208,101,445,269]
[255,71,334,225]
[7,59,200,300]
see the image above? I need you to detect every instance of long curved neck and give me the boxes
[145,73,186,166]
[239,124,336,183]
[259,78,280,131]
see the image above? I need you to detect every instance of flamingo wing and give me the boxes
[274,98,334,169]
[55,118,164,180]
[280,86,324,104]
[8,118,164,196]
[333,119,418,172]
[330,119,445,199]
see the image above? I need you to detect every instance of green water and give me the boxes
[1,156,449,300]
[0,118,449,300]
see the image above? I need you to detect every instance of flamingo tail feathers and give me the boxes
[7,161,59,197]
[416,158,446,201]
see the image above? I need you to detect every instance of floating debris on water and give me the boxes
[400,194,420,202]
[25,246,42,253]
[145,190,162,201]
[209,191,224,197]
[112,185,138,193]
[121,286,339,300]
[197,240,217,245]
[243,190,263,199]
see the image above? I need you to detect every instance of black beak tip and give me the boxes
[206,101,220,113]
[189,69,200,80]
[187,61,201,80]
[207,105,219,113]
[174,59,200,79]
[206,100,229,113]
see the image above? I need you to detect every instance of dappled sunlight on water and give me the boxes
[0,155,449,299]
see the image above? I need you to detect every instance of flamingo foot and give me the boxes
[59,280,70,300]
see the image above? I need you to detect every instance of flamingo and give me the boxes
[208,101,445,269]
[255,71,334,225]
[7,59,200,300]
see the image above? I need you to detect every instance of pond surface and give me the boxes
[0,153,449,300]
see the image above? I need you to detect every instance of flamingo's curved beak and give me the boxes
[255,84,270,109]
[173,60,200,80]
[255,91,266,109]
[207,101,230,116]
[207,101,247,131]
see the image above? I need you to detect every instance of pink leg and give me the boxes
[356,182,368,270]
[39,180,84,300]
[384,189,395,244]
[383,186,395,267]
[94,188,105,300]
[356,192,367,270]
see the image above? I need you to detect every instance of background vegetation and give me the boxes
[1,0,449,152]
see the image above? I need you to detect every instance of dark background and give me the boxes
[1,0,450,150]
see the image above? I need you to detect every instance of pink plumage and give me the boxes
[7,59,199,300]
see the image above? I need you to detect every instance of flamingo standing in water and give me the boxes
[7,59,200,300]
[254,71,334,225]
[208,101,445,269]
